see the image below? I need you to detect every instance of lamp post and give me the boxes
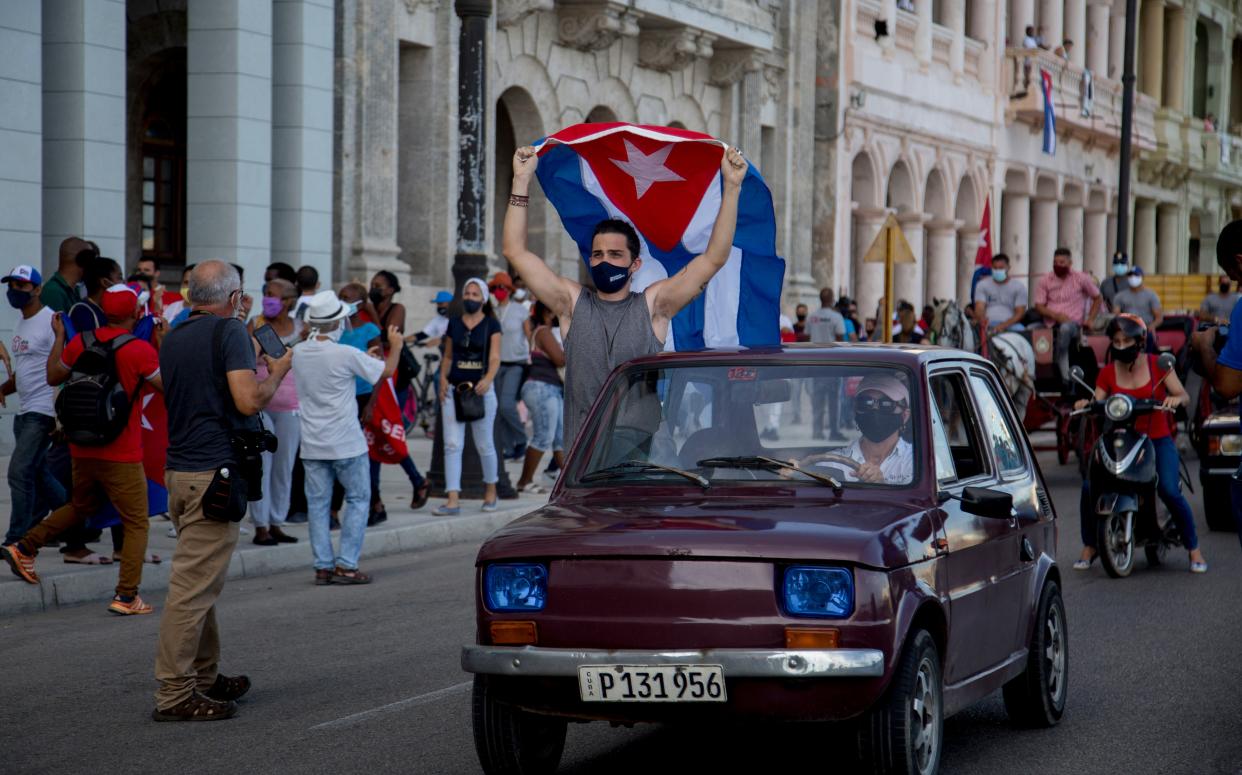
[1114,0,1138,256]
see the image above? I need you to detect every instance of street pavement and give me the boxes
[1,444,1241,775]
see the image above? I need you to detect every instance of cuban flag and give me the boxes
[533,123,784,349]
[1040,69,1056,156]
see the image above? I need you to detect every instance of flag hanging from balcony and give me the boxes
[1040,69,1056,155]
[532,122,784,349]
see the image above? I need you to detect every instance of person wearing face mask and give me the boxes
[1199,275,1239,324]
[1099,252,1131,310]
[1073,314,1206,573]
[435,278,502,515]
[795,375,914,485]
[973,253,1028,333]
[504,144,749,448]
[0,266,67,550]
[68,256,123,337]
[243,279,302,546]
[1033,247,1102,391]
[1111,266,1163,330]
[490,271,532,461]
[792,303,810,341]
[293,291,404,585]
[369,270,406,335]
[409,290,453,349]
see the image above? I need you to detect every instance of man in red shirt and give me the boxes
[1,285,163,615]
[1033,247,1102,390]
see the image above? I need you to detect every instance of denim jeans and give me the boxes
[6,413,66,545]
[304,453,370,570]
[443,388,498,493]
[495,363,526,454]
[1080,435,1198,551]
[520,380,563,452]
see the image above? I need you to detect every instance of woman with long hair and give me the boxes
[515,301,565,493]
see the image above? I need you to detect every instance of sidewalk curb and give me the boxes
[0,507,531,617]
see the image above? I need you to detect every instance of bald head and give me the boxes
[57,236,95,283]
[188,260,242,310]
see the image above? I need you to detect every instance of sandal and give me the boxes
[151,692,238,722]
[332,567,371,585]
[517,482,547,495]
[314,569,334,586]
[204,674,251,703]
[431,505,460,517]
[63,551,113,565]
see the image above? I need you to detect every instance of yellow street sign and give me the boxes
[863,214,916,265]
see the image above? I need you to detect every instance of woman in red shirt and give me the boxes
[1073,314,1207,572]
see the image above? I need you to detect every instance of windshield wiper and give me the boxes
[580,460,710,489]
[697,455,843,494]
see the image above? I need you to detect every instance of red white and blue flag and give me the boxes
[533,123,784,349]
[1040,69,1056,156]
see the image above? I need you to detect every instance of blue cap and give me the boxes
[1,265,42,286]
[432,290,453,304]
[1130,266,1144,277]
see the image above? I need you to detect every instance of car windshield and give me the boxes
[574,362,919,488]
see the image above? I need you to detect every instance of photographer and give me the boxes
[152,261,292,723]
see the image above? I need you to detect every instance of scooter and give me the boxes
[1070,353,1187,578]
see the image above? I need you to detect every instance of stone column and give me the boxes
[925,221,960,303]
[1157,205,1179,273]
[968,0,993,42]
[1084,207,1109,278]
[949,0,966,77]
[739,67,764,169]
[186,0,273,292]
[1106,211,1118,259]
[41,0,126,262]
[1065,0,1087,66]
[1199,229,1219,276]
[1086,2,1109,74]
[1002,190,1032,285]
[881,0,898,53]
[915,0,933,67]
[1140,0,1164,101]
[957,226,982,303]
[1058,202,1084,269]
[896,212,926,310]
[271,0,334,283]
[1012,0,1036,47]
[1030,196,1059,288]
[1108,1,1126,80]
[1217,24,1233,131]
[1039,0,1064,50]
[853,210,887,327]
[1162,4,1185,111]
[1133,198,1157,271]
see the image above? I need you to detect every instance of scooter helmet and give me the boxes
[1106,313,1147,342]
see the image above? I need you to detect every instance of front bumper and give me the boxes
[461,645,885,679]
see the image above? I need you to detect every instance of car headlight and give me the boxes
[782,566,853,618]
[484,563,548,612]
[1219,434,1242,456]
[1104,394,1133,422]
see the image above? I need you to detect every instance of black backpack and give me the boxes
[54,331,142,446]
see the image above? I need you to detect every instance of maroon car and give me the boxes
[463,346,1067,775]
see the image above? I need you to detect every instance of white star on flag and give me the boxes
[976,228,988,249]
[140,392,154,432]
[610,139,685,199]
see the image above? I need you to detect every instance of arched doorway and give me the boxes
[586,105,618,123]
[850,152,883,322]
[493,87,548,269]
[886,160,922,310]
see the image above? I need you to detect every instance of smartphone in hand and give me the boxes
[253,324,288,359]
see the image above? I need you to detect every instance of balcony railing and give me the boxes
[1003,47,1157,151]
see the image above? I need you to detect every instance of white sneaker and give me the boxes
[166,526,177,538]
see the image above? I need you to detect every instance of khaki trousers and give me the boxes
[153,470,240,710]
[22,458,148,597]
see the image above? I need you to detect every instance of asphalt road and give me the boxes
[2,450,1241,775]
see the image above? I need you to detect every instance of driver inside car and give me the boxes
[796,375,914,485]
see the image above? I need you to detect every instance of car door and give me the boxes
[927,369,1014,684]
[966,369,1041,661]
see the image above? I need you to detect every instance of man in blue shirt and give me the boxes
[1192,218,1242,547]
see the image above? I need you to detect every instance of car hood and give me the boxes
[477,493,939,570]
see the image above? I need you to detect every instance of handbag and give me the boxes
[453,382,486,422]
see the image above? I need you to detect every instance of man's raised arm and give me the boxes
[648,147,748,320]
[503,147,580,319]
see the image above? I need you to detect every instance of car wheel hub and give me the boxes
[1044,603,1066,705]
[911,657,939,773]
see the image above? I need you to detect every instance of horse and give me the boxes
[930,298,1035,420]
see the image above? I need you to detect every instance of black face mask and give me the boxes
[1221,284,1232,294]
[1110,343,1140,364]
[855,410,903,442]
[368,288,386,305]
[462,299,483,314]
[6,289,31,309]
[796,313,807,321]
[591,260,631,294]
[436,306,449,316]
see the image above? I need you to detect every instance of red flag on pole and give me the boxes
[974,197,992,266]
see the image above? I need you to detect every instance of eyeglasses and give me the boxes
[854,395,905,413]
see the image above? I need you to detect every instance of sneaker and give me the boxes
[108,594,154,616]
[151,692,238,722]
[166,526,178,538]
[1,543,38,584]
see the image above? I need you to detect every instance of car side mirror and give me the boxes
[958,486,1015,519]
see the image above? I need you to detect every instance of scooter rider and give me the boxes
[1074,314,1207,573]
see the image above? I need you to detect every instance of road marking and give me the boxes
[311,680,472,731]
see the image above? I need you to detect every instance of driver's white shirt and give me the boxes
[817,437,914,485]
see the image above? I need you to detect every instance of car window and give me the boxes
[969,372,1024,473]
[928,372,989,482]
[929,395,958,483]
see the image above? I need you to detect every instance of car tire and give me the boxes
[857,629,942,775]
[472,675,567,775]
[1202,480,1237,532]
[1002,579,1068,728]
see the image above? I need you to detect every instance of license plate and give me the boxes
[578,665,726,702]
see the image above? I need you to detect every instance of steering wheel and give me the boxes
[800,452,862,472]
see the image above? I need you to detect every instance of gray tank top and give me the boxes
[563,288,662,448]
